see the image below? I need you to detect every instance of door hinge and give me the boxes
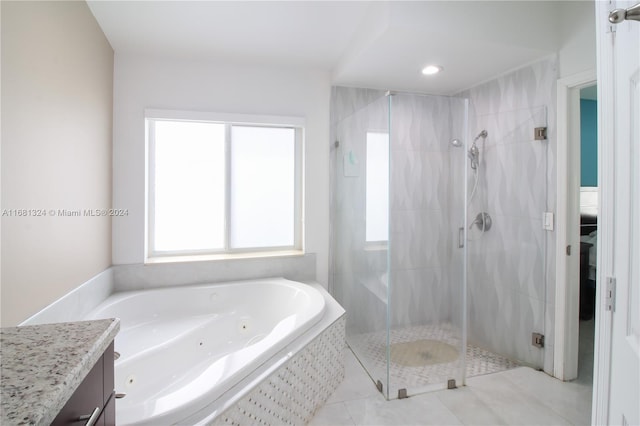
[534,127,548,140]
[606,277,616,311]
[532,332,545,348]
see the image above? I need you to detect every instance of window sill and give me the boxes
[364,243,388,252]
[145,250,305,265]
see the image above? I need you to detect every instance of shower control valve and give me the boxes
[470,212,492,232]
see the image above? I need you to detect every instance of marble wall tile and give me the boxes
[467,214,545,303]
[330,91,391,337]
[388,93,463,330]
[460,56,558,369]
[467,284,545,367]
[390,149,426,211]
[333,272,387,335]
[472,106,547,148]
[389,267,452,328]
[390,150,451,212]
[390,209,450,270]
[390,93,455,152]
[330,87,386,127]
[20,268,114,325]
[331,87,468,347]
[481,140,547,220]
[329,89,388,296]
[330,55,556,372]
[113,254,316,291]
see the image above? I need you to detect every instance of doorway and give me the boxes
[553,69,596,385]
[576,84,598,387]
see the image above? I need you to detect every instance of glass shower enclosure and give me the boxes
[331,92,469,398]
[331,88,547,399]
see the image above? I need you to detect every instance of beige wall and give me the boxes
[1,1,113,326]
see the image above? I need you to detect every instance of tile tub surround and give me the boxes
[212,316,346,426]
[0,319,120,426]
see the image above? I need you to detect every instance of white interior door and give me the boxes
[594,1,640,425]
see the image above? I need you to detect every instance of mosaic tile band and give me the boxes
[212,316,346,426]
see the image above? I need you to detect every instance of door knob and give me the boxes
[609,2,640,23]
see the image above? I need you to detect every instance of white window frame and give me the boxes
[145,109,305,262]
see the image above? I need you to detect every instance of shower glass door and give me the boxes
[331,88,471,399]
[386,93,469,397]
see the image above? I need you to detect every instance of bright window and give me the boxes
[366,132,390,242]
[153,121,226,252]
[230,126,296,248]
[147,111,303,259]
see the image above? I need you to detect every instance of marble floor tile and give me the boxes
[435,386,508,425]
[465,372,574,425]
[326,348,382,404]
[309,402,356,426]
[344,393,463,426]
[500,367,592,425]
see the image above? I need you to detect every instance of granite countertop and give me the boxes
[0,318,120,426]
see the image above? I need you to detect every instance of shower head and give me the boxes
[474,130,488,141]
[450,139,463,148]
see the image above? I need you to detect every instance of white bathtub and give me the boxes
[84,277,326,425]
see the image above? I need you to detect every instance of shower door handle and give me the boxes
[458,227,465,248]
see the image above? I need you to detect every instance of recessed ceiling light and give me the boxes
[422,65,443,76]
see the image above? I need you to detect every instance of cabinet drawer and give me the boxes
[52,342,115,426]
[52,357,104,425]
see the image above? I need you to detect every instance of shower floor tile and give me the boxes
[348,323,519,391]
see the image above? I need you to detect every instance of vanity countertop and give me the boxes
[0,318,119,426]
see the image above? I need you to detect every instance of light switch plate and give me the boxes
[543,212,554,231]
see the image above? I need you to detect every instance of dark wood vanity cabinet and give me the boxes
[52,342,115,426]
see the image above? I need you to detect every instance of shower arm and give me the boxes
[473,130,488,141]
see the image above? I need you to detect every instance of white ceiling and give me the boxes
[88,1,567,95]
